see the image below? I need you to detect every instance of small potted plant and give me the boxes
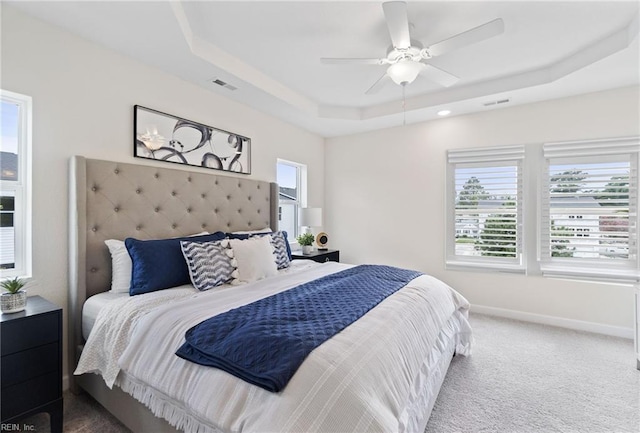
[296,233,315,254]
[1,277,28,314]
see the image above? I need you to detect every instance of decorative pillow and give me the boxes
[181,239,239,291]
[125,231,226,296]
[227,230,293,261]
[229,236,278,282]
[231,227,272,234]
[104,239,132,294]
[270,231,291,269]
[105,232,209,294]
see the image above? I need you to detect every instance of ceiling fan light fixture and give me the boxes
[387,60,422,85]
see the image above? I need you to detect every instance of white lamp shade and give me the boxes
[300,207,322,228]
[387,60,424,85]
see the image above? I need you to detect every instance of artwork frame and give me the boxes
[133,105,251,175]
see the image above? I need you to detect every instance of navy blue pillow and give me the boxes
[227,230,292,260]
[126,231,226,295]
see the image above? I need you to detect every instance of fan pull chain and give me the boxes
[402,83,406,126]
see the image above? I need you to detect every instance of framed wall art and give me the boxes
[133,105,251,174]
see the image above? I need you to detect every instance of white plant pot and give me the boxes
[302,245,313,254]
[1,290,27,314]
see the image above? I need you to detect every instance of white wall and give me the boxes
[326,86,640,334]
[1,5,325,383]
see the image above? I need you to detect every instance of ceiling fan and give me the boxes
[321,1,504,94]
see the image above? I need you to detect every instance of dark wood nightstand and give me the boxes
[291,249,340,263]
[1,296,63,433]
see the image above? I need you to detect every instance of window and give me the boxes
[540,137,639,282]
[446,145,525,272]
[0,90,32,278]
[277,160,306,240]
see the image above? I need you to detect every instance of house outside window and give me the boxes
[277,159,306,240]
[0,90,32,278]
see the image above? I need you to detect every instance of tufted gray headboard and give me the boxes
[68,156,277,386]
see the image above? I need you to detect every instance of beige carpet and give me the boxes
[23,313,639,432]
[425,314,639,433]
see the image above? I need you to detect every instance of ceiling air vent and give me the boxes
[483,98,510,107]
[210,78,237,91]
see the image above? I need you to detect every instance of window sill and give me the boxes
[540,265,639,284]
[446,260,526,274]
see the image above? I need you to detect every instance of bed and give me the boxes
[68,156,472,433]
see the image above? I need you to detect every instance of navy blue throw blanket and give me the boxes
[175,264,421,392]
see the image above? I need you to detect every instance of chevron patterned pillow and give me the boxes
[181,239,239,291]
[270,231,291,269]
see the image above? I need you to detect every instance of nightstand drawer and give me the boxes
[1,312,59,355]
[291,249,340,263]
[1,371,60,420]
[2,342,59,388]
[316,251,339,262]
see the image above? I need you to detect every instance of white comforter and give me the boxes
[76,262,471,433]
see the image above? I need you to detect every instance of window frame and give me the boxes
[446,145,526,273]
[539,137,640,283]
[276,159,307,241]
[0,89,33,279]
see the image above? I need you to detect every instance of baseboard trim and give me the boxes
[471,304,634,340]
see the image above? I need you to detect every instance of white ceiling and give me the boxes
[8,1,640,137]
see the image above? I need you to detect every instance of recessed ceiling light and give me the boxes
[437,110,451,116]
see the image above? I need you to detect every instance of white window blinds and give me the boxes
[540,137,640,282]
[446,145,525,271]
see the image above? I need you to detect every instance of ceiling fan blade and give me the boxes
[428,18,504,57]
[420,63,459,87]
[382,1,411,50]
[365,73,390,95]
[321,58,384,65]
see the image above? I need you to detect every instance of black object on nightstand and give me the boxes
[1,295,63,433]
[291,249,340,263]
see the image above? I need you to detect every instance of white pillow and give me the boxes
[231,227,272,234]
[105,231,209,294]
[229,236,278,282]
[105,239,131,293]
